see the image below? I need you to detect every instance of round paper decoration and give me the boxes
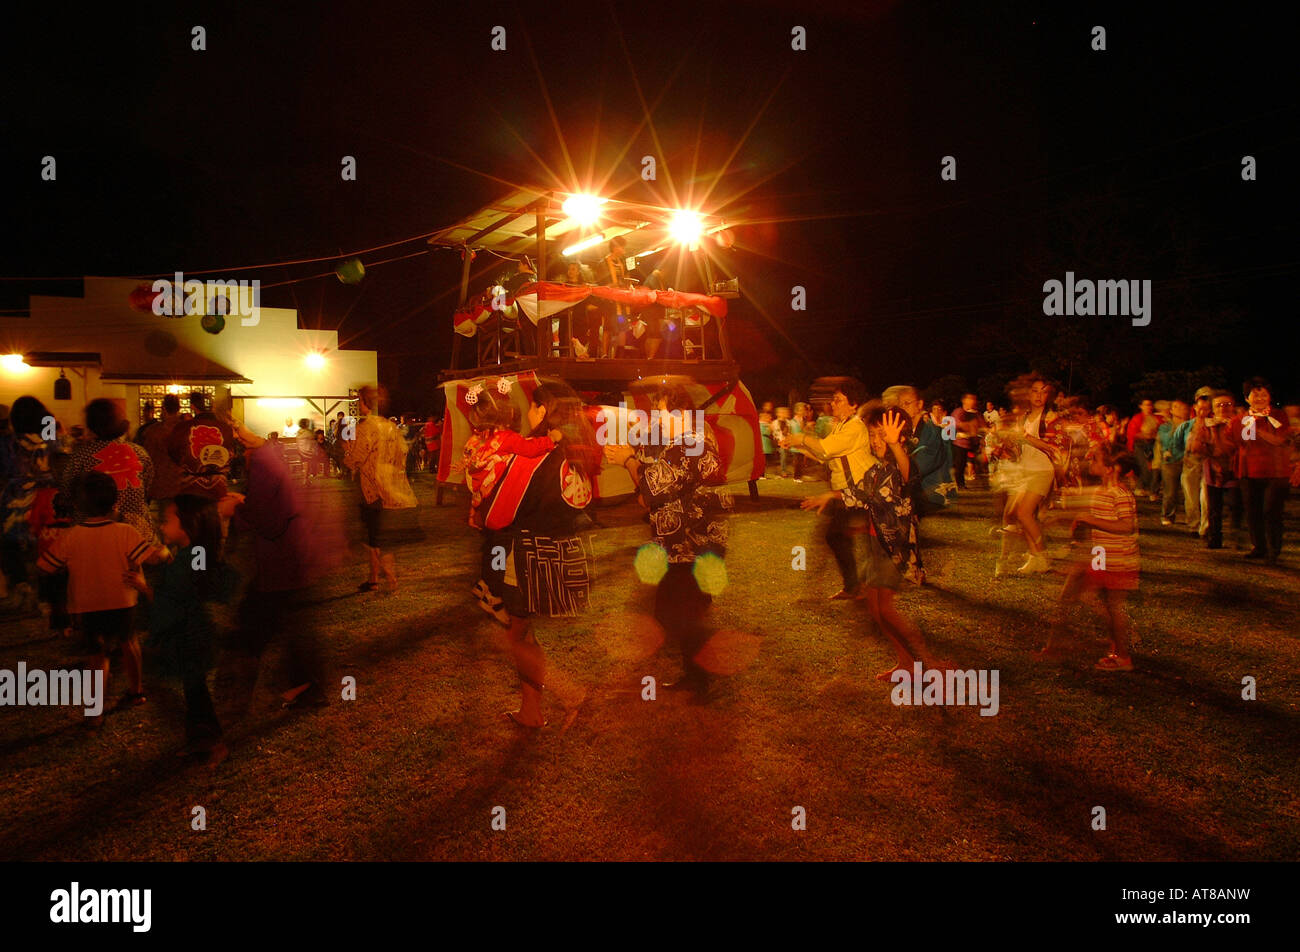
[336,258,366,285]
[129,282,159,312]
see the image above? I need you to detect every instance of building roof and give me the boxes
[1,278,377,397]
[427,186,728,260]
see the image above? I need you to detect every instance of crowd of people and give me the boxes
[0,387,415,764]
[755,374,1297,673]
[2,370,1295,761]
[246,410,442,484]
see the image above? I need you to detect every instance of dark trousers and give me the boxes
[654,561,714,685]
[38,573,70,630]
[1160,461,1184,520]
[1134,440,1158,494]
[1,541,26,589]
[825,499,864,592]
[1205,484,1243,548]
[1241,476,1289,558]
[179,624,222,743]
[953,444,978,488]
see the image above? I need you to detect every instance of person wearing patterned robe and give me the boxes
[482,381,600,728]
[839,405,946,680]
[605,383,733,701]
[62,399,154,544]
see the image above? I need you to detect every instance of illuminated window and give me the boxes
[138,384,216,422]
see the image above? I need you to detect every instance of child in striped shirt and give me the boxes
[1035,443,1140,671]
[37,472,164,723]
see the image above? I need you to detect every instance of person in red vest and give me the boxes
[1229,377,1292,564]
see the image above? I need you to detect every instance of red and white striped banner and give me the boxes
[454,282,728,337]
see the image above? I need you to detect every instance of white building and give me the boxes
[0,277,377,436]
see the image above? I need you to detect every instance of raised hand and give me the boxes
[880,409,906,445]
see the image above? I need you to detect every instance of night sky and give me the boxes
[4,1,1296,411]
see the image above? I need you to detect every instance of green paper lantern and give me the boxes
[336,257,366,285]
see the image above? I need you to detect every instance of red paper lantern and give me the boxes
[128,282,159,312]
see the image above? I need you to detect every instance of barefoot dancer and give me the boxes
[344,386,416,594]
[605,382,734,702]
[996,376,1063,576]
[804,407,945,679]
[460,381,563,625]
[1035,443,1140,671]
[479,381,600,728]
[850,407,945,678]
[783,378,873,599]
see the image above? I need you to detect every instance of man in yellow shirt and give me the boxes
[344,386,417,594]
[785,379,874,598]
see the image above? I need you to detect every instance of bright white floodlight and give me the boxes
[562,194,606,226]
[669,209,704,246]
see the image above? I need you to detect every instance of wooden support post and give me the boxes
[452,245,473,371]
[458,245,473,304]
[535,199,549,357]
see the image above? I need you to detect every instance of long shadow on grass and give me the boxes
[931,727,1252,860]
[1065,656,1300,759]
[359,720,546,860]
[0,738,207,860]
[913,580,1060,635]
[0,718,95,761]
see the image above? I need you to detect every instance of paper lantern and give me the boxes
[336,257,366,285]
[128,282,159,312]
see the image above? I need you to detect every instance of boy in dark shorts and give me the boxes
[37,472,162,725]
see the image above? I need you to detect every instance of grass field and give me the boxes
[2,469,1297,861]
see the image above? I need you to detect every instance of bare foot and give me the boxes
[502,710,547,729]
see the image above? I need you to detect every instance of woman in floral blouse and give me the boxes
[1,397,66,611]
[805,404,948,681]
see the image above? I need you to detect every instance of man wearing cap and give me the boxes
[1175,387,1213,536]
